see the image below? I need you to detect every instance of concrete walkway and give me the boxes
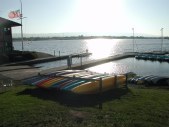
[0,65,40,80]
[0,65,33,72]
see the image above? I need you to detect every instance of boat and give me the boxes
[149,77,169,86]
[135,53,169,62]
[23,70,126,94]
[71,75,126,94]
[135,75,153,84]
[143,75,158,85]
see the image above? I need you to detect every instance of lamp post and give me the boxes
[132,28,134,52]
[161,28,164,52]
[20,0,24,51]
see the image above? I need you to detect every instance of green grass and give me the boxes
[0,85,169,127]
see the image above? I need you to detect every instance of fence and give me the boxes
[0,74,14,93]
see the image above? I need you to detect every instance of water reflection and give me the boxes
[86,39,118,59]
[87,58,169,77]
[87,62,128,74]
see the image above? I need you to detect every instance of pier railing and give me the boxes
[0,74,14,93]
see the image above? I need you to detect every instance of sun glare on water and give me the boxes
[86,39,117,59]
[87,62,127,74]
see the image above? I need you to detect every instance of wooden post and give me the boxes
[59,51,60,57]
[10,80,13,86]
[54,50,55,56]
[67,57,69,69]
[99,78,102,109]
[114,75,118,88]
[80,55,82,67]
[125,74,128,88]
[67,55,72,69]
[0,80,3,92]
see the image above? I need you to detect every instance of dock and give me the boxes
[1,52,92,66]
[73,52,135,69]
[0,52,136,80]
[41,52,136,74]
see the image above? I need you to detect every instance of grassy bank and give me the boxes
[0,85,169,127]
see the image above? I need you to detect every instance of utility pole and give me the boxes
[132,28,134,52]
[161,28,164,52]
[20,0,24,51]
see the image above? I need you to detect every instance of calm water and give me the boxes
[88,58,169,77]
[14,38,169,76]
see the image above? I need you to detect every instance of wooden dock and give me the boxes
[1,52,92,66]
[0,52,136,80]
[41,52,136,74]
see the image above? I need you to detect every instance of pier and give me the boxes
[1,52,92,66]
[41,52,135,74]
[0,52,136,80]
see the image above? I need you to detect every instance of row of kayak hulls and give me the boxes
[72,75,126,94]
[135,54,169,61]
[23,70,126,94]
[128,75,169,86]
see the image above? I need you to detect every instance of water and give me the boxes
[14,40,89,56]
[13,38,169,76]
[14,39,169,58]
[88,58,169,77]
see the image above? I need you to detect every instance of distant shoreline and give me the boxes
[13,36,169,42]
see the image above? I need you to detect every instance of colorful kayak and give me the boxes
[61,74,107,90]
[71,75,126,94]
[23,70,126,94]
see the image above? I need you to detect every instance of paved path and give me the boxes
[0,65,40,80]
[0,65,33,72]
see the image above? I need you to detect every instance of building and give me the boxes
[0,17,21,53]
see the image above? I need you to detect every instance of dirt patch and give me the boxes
[69,110,88,123]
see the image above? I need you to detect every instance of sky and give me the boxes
[0,0,169,37]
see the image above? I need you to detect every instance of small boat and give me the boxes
[23,70,126,94]
[71,75,126,94]
[150,77,169,86]
[135,75,153,84]
[128,76,139,84]
[135,53,169,62]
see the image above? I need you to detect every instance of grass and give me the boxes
[0,85,169,127]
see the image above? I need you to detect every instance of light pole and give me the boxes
[20,0,24,51]
[132,28,134,52]
[161,28,164,52]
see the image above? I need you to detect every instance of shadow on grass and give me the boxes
[0,91,7,94]
[17,87,130,107]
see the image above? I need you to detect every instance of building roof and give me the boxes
[0,17,21,28]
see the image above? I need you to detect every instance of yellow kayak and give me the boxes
[71,75,126,94]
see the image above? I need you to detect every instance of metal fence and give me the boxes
[0,74,14,93]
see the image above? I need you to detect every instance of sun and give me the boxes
[74,0,127,33]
